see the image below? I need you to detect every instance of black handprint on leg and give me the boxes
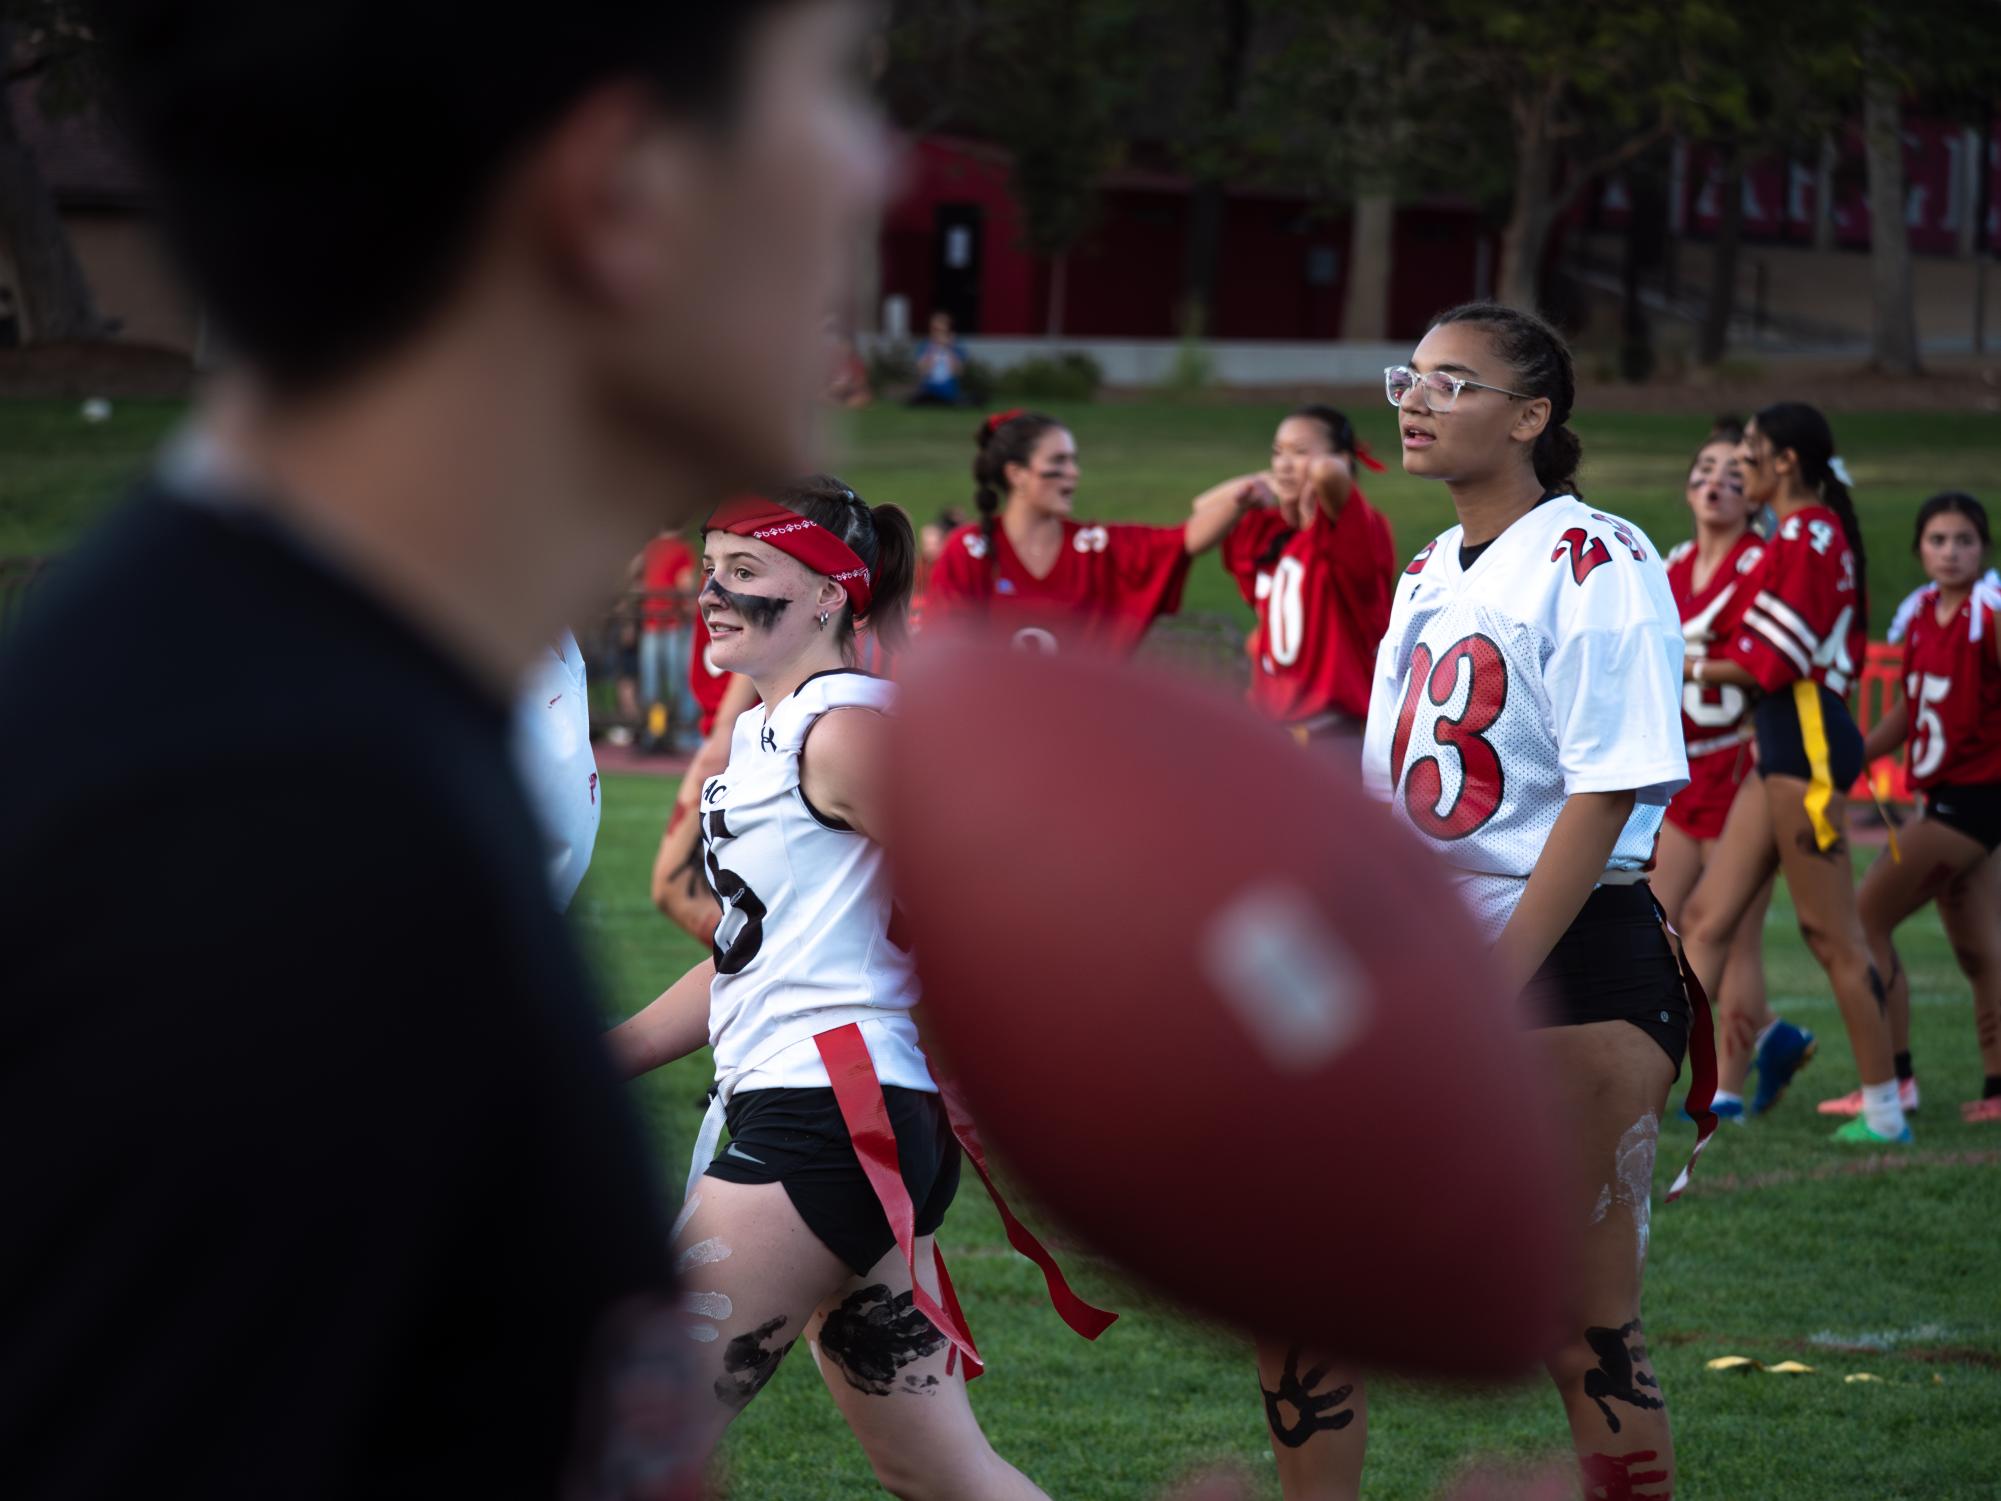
[1261,1345,1356,1449]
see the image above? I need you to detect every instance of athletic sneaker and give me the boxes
[1961,1097,2001,1123]
[1749,1021,1816,1115]
[1830,1116,1913,1145]
[1680,1095,1745,1122]
[1817,1078,1921,1117]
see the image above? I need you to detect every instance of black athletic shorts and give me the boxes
[1523,882,1689,1071]
[705,1085,961,1276]
[1753,682,1865,790]
[1923,782,2001,853]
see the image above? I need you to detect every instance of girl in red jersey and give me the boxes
[925,410,1252,654]
[1849,492,2001,1124]
[1677,403,1908,1144]
[1198,405,1396,758]
[1653,421,1803,1119]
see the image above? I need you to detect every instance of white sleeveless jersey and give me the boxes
[1360,496,1688,941]
[511,633,600,911]
[701,669,932,1094]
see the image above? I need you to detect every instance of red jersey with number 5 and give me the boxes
[1901,581,2001,790]
[1712,505,1864,695]
[925,519,1192,656]
[1360,496,1688,941]
[1220,490,1396,724]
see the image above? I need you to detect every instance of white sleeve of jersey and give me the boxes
[1360,624,1404,803]
[1886,582,1929,646]
[1543,523,1689,805]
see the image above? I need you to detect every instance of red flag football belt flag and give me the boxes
[814,1023,1117,1379]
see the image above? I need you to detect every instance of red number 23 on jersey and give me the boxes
[1388,633,1507,840]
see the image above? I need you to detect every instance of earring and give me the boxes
[818,611,830,628]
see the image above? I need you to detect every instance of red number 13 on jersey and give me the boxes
[1388,633,1507,840]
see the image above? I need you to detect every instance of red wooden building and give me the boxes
[877,135,1497,341]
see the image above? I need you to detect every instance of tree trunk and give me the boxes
[1045,253,1067,337]
[1179,177,1226,338]
[1863,72,1921,376]
[1618,152,1667,381]
[1341,186,1394,340]
[1813,134,1837,253]
[1499,107,1557,311]
[1175,0,1250,339]
[0,78,101,344]
[1698,148,1744,366]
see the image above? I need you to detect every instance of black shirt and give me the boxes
[0,485,685,1497]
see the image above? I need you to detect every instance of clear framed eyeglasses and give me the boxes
[1384,365,1533,412]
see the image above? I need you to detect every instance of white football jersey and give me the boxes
[1361,496,1688,941]
[701,670,931,1094]
[511,632,601,911]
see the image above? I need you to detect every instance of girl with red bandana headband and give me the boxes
[611,477,1111,1489]
[926,410,1254,654]
[1198,404,1396,758]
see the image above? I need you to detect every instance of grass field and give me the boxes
[10,396,2001,1496]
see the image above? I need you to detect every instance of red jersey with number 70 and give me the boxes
[1900,581,2001,790]
[1360,495,1688,942]
[925,518,1192,656]
[1711,504,1865,695]
[1220,489,1396,724]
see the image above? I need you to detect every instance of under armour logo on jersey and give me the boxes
[1404,540,1437,576]
[1073,526,1109,554]
[1552,528,1613,585]
[760,726,778,753]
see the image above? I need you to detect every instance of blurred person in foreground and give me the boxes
[0,2,888,1496]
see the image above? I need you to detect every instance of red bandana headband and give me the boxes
[706,495,873,618]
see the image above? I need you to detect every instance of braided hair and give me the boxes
[769,474,917,654]
[971,409,1062,568]
[1752,401,1868,627]
[1429,302,1582,495]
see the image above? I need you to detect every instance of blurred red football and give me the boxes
[886,638,1570,1379]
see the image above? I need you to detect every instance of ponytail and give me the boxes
[1429,302,1582,496]
[766,475,917,659]
[1753,400,1868,628]
[972,410,1061,569]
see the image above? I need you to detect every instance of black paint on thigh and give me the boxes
[713,1315,796,1411]
[818,1283,948,1397]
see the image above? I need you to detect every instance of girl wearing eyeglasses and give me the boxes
[1258,304,1695,1500]
[1649,420,1806,1120]
[1189,405,1397,757]
[925,410,1253,655]
[1674,404,1906,1146]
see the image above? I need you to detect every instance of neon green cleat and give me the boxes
[1830,1116,1913,1145]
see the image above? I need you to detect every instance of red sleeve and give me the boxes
[1104,523,1194,626]
[925,528,988,625]
[1714,537,1836,693]
[1221,509,1288,608]
[1332,499,1395,649]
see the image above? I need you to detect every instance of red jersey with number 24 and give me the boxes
[1360,495,1688,942]
[925,519,1192,656]
[1712,505,1864,695]
[1901,581,2001,790]
[1220,489,1396,724]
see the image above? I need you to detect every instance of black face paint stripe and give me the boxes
[703,576,792,630]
